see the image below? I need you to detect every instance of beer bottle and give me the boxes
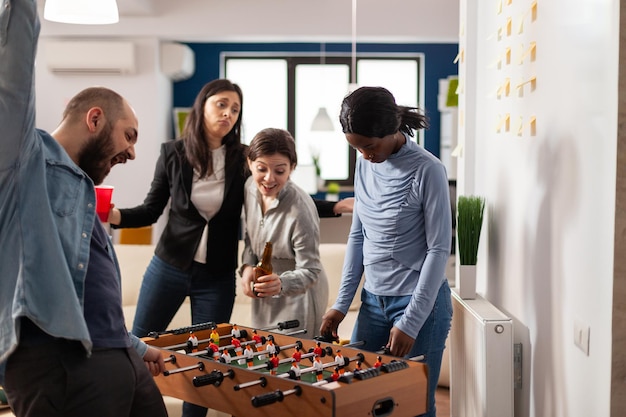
[253,242,273,297]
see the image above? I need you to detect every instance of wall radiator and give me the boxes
[450,289,514,417]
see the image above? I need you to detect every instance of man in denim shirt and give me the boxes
[0,1,167,416]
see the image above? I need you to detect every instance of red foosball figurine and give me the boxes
[232,336,244,364]
[292,345,302,364]
[252,330,265,360]
[208,340,220,360]
[374,355,383,368]
[269,352,280,376]
[331,366,340,381]
[313,341,323,358]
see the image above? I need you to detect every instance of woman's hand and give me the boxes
[240,266,282,298]
[252,270,282,297]
[386,326,415,358]
[319,309,346,340]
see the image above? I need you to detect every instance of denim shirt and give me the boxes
[0,0,146,368]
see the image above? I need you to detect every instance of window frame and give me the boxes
[222,52,425,186]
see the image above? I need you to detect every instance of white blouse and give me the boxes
[191,145,226,263]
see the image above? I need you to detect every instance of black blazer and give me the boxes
[117,140,247,274]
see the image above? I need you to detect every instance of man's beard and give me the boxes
[77,122,115,185]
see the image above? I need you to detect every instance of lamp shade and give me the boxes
[44,0,119,24]
[311,107,334,131]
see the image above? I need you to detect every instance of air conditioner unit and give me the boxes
[45,40,136,75]
[160,42,195,82]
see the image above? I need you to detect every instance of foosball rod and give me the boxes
[281,353,365,379]
[217,320,301,341]
[229,336,306,363]
[163,361,205,376]
[247,351,316,373]
[233,376,268,391]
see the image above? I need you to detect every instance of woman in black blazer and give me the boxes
[110,79,245,417]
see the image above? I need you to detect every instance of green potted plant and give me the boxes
[456,195,485,299]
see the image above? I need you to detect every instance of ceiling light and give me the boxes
[44,0,119,25]
[311,107,334,131]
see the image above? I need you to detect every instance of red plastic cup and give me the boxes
[94,185,114,222]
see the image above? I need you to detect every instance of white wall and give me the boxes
[460,1,618,416]
[35,36,172,211]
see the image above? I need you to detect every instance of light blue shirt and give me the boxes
[331,136,451,338]
[0,0,146,371]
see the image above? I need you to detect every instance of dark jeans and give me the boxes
[352,281,453,417]
[4,341,167,417]
[131,255,236,417]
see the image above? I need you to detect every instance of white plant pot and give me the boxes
[457,264,477,299]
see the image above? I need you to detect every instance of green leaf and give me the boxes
[457,195,485,265]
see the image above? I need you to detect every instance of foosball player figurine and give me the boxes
[244,345,255,368]
[290,362,301,380]
[232,336,244,364]
[252,330,265,360]
[269,352,280,376]
[292,345,302,364]
[313,341,323,358]
[374,355,383,368]
[313,355,324,381]
[231,324,242,338]
[331,366,341,382]
[187,331,199,353]
[208,340,220,360]
[354,360,363,373]
[220,349,232,364]
[210,326,220,345]
[334,349,346,374]
[265,335,277,356]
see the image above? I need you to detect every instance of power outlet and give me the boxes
[574,320,590,356]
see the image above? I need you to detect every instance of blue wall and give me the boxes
[174,42,458,158]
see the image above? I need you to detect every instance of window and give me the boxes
[224,53,424,186]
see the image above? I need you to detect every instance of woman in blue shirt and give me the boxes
[320,86,453,417]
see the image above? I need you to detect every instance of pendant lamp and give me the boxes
[44,0,119,25]
[311,42,334,132]
[311,107,334,131]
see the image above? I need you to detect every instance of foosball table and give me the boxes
[144,321,428,417]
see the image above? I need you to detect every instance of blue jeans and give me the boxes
[352,281,452,417]
[131,255,236,417]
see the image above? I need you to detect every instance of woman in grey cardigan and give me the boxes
[239,128,329,336]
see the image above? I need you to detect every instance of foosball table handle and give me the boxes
[251,386,302,407]
[192,369,235,387]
